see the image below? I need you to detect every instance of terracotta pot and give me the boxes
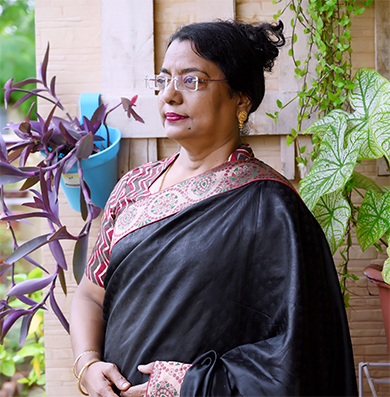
[363,264,390,352]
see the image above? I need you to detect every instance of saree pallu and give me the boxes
[102,160,357,396]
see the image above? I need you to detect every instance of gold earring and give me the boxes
[238,111,248,132]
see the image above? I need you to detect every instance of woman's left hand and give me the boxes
[120,363,154,397]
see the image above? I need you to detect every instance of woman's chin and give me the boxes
[164,123,194,141]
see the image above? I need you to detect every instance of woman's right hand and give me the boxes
[81,361,131,396]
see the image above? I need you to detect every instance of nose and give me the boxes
[160,78,182,104]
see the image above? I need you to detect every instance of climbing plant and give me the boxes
[269,0,373,165]
[268,0,380,305]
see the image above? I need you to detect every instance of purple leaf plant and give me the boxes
[0,43,144,344]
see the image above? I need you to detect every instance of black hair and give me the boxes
[168,20,285,114]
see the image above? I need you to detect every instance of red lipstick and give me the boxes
[165,112,189,122]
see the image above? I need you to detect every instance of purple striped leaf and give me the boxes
[40,43,50,88]
[76,132,94,160]
[50,75,56,98]
[49,289,69,333]
[12,92,34,109]
[7,272,56,296]
[19,144,34,167]
[0,308,12,319]
[72,234,89,284]
[0,309,29,341]
[49,240,67,270]
[26,102,36,123]
[58,266,67,296]
[16,295,39,306]
[3,233,55,265]
[19,311,34,344]
[11,78,41,88]
[0,264,12,278]
[62,154,77,174]
[0,133,8,162]
[1,211,59,225]
[0,163,35,185]
[24,255,48,273]
[3,78,14,108]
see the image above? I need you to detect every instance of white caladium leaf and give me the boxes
[370,87,390,163]
[299,113,364,210]
[356,189,390,252]
[349,68,389,116]
[382,245,390,285]
[346,116,383,160]
[303,109,349,139]
[312,190,351,255]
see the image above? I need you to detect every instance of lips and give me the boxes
[165,112,189,122]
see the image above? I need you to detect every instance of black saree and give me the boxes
[102,160,357,397]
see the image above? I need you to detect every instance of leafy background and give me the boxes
[0,0,36,116]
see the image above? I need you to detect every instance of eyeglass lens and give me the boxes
[146,75,199,92]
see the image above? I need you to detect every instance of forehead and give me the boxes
[161,40,222,76]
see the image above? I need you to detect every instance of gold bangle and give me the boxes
[73,350,101,378]
[77,359,101,396]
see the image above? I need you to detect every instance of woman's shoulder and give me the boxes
[235,156,296,194]
[107,154,178,211]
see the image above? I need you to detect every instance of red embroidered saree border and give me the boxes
[145,361,192,397]
[110,159,294,254]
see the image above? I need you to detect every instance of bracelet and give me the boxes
[77,359,101,396]
[73,350,101,378]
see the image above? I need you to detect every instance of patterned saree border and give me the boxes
[111,159,294,252]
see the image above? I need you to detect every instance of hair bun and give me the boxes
[241,20,285,72]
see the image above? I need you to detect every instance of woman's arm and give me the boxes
[70,276,131,396]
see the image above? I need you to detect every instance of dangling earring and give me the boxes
[238,111,248,132]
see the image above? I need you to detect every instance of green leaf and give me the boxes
[17,343,43,358]
[1,360,16,377]
[349,68,389,117]
[312,190,351,254]
[382,245,390,284]
[346,117,382,160]
[370,87,390,163]
[299,113,363,210]
[276,99,283,109]
[350,171,383,193]
[303,109,349,139]
[356,189,390,251]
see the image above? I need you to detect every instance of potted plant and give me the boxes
[298,68,390,304]
[0,44,144,343]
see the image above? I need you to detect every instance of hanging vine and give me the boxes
[268,0,373,165]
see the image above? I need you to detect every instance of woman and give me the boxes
[70,20,358,397]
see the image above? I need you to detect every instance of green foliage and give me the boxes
[271,1,390,296]
[270,0,373,160]
[0,0,36,115]
[0,268,45,395]
[299,68,390,286]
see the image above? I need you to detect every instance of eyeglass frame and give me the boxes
[145,74,228,92]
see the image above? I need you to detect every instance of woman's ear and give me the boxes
[236,93,252,118]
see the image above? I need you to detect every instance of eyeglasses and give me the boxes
[145,75,228,92]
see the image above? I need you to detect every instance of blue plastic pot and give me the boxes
[60,93,121,211]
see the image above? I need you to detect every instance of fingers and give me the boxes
[105,363,131,391]
[120,381,148,397]
[137,362,154,375]
[81,361,131,396]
